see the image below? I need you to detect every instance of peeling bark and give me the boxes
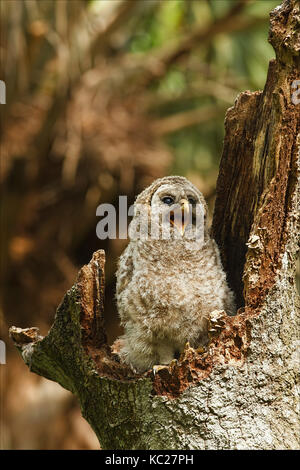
[10,0,300,450]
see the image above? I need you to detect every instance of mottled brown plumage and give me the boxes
[116,176,235,372]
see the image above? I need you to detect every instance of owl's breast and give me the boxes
[129,266,210,317]
[118,242,228,337]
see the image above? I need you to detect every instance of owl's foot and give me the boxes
[208,310,226,339]
[169,359,178,368]
[152,364,169,376]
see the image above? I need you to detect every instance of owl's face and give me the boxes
[150,182,206,241]
[129,177,208,246]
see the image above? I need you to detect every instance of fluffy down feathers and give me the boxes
[116,176,235,372]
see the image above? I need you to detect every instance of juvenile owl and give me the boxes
[116,176,235,372]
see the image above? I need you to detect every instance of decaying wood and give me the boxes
[10,0,300,449]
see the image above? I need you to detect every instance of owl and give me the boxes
[116,176,235,372]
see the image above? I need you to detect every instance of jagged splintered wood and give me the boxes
[10,0,300,449]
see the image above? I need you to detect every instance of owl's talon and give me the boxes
[169,359,178,368]
[152,365,169,376]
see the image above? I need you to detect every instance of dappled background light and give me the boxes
[2,0,294,450]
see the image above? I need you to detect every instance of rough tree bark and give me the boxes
[10,0,299,450]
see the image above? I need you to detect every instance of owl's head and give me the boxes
[131,176,208,243]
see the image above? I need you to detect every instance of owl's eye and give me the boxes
[188,197,196,205]
[162,196,174,205]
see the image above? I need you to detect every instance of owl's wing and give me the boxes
[116,243,134,303]
[211,239,236,315]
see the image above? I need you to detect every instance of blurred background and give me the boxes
[1,0,298,450]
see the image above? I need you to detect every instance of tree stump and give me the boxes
[10,0,299,450]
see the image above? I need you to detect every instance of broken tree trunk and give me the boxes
[10,0,299,450]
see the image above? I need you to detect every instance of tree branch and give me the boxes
[90,0,139,60]
[130,1,268,89]
[150,105,227,136]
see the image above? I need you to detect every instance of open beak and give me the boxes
[170,199,190,235]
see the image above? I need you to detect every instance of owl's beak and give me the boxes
[170,199,190,235]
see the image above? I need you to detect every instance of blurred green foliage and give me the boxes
[2,0,279,192]
[112,0,279,185]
